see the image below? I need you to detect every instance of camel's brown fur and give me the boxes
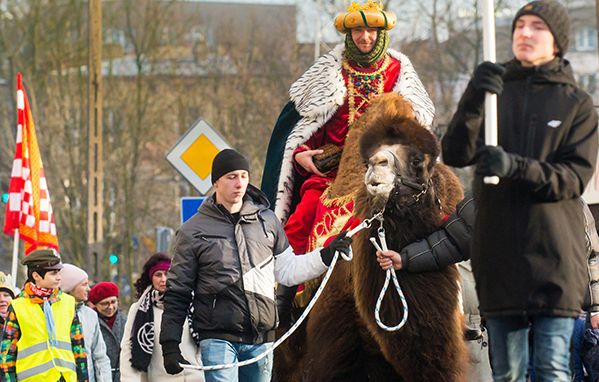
[276,93,468,381]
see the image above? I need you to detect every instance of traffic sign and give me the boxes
[181,197,205,224]
[166,119,230,195]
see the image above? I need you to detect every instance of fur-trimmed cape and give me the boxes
[274,93,467,382]
[260,44,435,223]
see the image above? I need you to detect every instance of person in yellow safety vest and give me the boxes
[0,249,89,382]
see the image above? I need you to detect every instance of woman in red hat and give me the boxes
[89,281,127,382]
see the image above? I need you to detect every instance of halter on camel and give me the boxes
[365,148,438,332]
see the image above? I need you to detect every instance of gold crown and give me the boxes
[347,0,383,12]
[334,0,397,33]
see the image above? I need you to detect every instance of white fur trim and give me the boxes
[275,45,435,222]
[289,44,346,118]
[388,49,435,127]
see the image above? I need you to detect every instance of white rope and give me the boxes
[181,215,377,371]
[370,226,409,331]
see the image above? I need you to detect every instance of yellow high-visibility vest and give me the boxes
[11,291,78,382]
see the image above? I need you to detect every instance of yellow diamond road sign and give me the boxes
[166,119,230,195]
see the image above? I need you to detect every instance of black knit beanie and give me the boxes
[512,0,570,56]
[211,149,250,184]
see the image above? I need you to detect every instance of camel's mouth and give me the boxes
[366,180,394,197]
[364,148,399,204]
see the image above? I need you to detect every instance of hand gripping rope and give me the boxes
[369,217,409,332]
[181,212,383,371]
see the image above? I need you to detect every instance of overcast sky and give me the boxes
[292,0,592,43]
[187,0,594,44]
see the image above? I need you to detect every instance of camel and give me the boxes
[275,93,468,381]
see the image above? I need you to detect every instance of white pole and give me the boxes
[314,0,322,60]
[482,0,499,185]
[11,230,19,286]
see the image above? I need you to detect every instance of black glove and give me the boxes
[472,61,506,95]
[458,62,506,113]
[475,145,518,179]
[276,284,298,329]
[320,230,352,266]
[162,341,190,375]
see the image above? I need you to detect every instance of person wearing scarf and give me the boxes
[62,264,112,382]
[89,282,127,382]
[261,0,435,326]
[0,272,15,334]
[120,253,204,382]
[0,249,89,382]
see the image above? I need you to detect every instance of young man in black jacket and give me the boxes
[378,194,599,381]
[439,1,599,380]
[160,149,351,382]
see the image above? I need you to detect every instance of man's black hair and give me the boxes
[27,268,49,283]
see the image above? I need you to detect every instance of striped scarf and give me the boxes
[25,282,59,346]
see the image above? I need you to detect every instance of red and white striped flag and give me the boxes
[3,72,59,255]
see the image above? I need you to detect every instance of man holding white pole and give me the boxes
[442,1,598,380]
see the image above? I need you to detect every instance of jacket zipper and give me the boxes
[196,234,228,240]
[520,77,532,155]
[233,223,259,339]
[526,114,537,157]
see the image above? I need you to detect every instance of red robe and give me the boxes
[284,55,401,257]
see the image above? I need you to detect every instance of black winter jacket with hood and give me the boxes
[160,185,329,346]
[442,58,599,318]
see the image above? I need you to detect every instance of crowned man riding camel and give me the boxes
[262,0,435,315]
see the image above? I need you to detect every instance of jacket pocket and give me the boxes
[194,294,219,330]
[210,294,217,322]
[195,234,228,241]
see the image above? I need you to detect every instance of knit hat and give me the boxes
[211,149,250,184]
[0,272,15,299]
[148,260,171,279]
[60,264,88,293]
[88,281,119,304]
[512,0,570,56]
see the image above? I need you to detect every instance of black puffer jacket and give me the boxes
[399,194,474,272]
[160,185,329,347]
[401,195,599,313]
[442,58,598,318]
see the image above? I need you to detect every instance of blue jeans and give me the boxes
[571,315,587,381]
[486,316,574,382]
[199,339,273,382]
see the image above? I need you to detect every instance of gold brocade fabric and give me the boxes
[343,55,391,125]
[293,191,355,308]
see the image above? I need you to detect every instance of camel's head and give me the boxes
[358,94,439,213]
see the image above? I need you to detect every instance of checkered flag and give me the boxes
[3,73,59,255]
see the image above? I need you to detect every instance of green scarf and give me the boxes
[344,29,389,67]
